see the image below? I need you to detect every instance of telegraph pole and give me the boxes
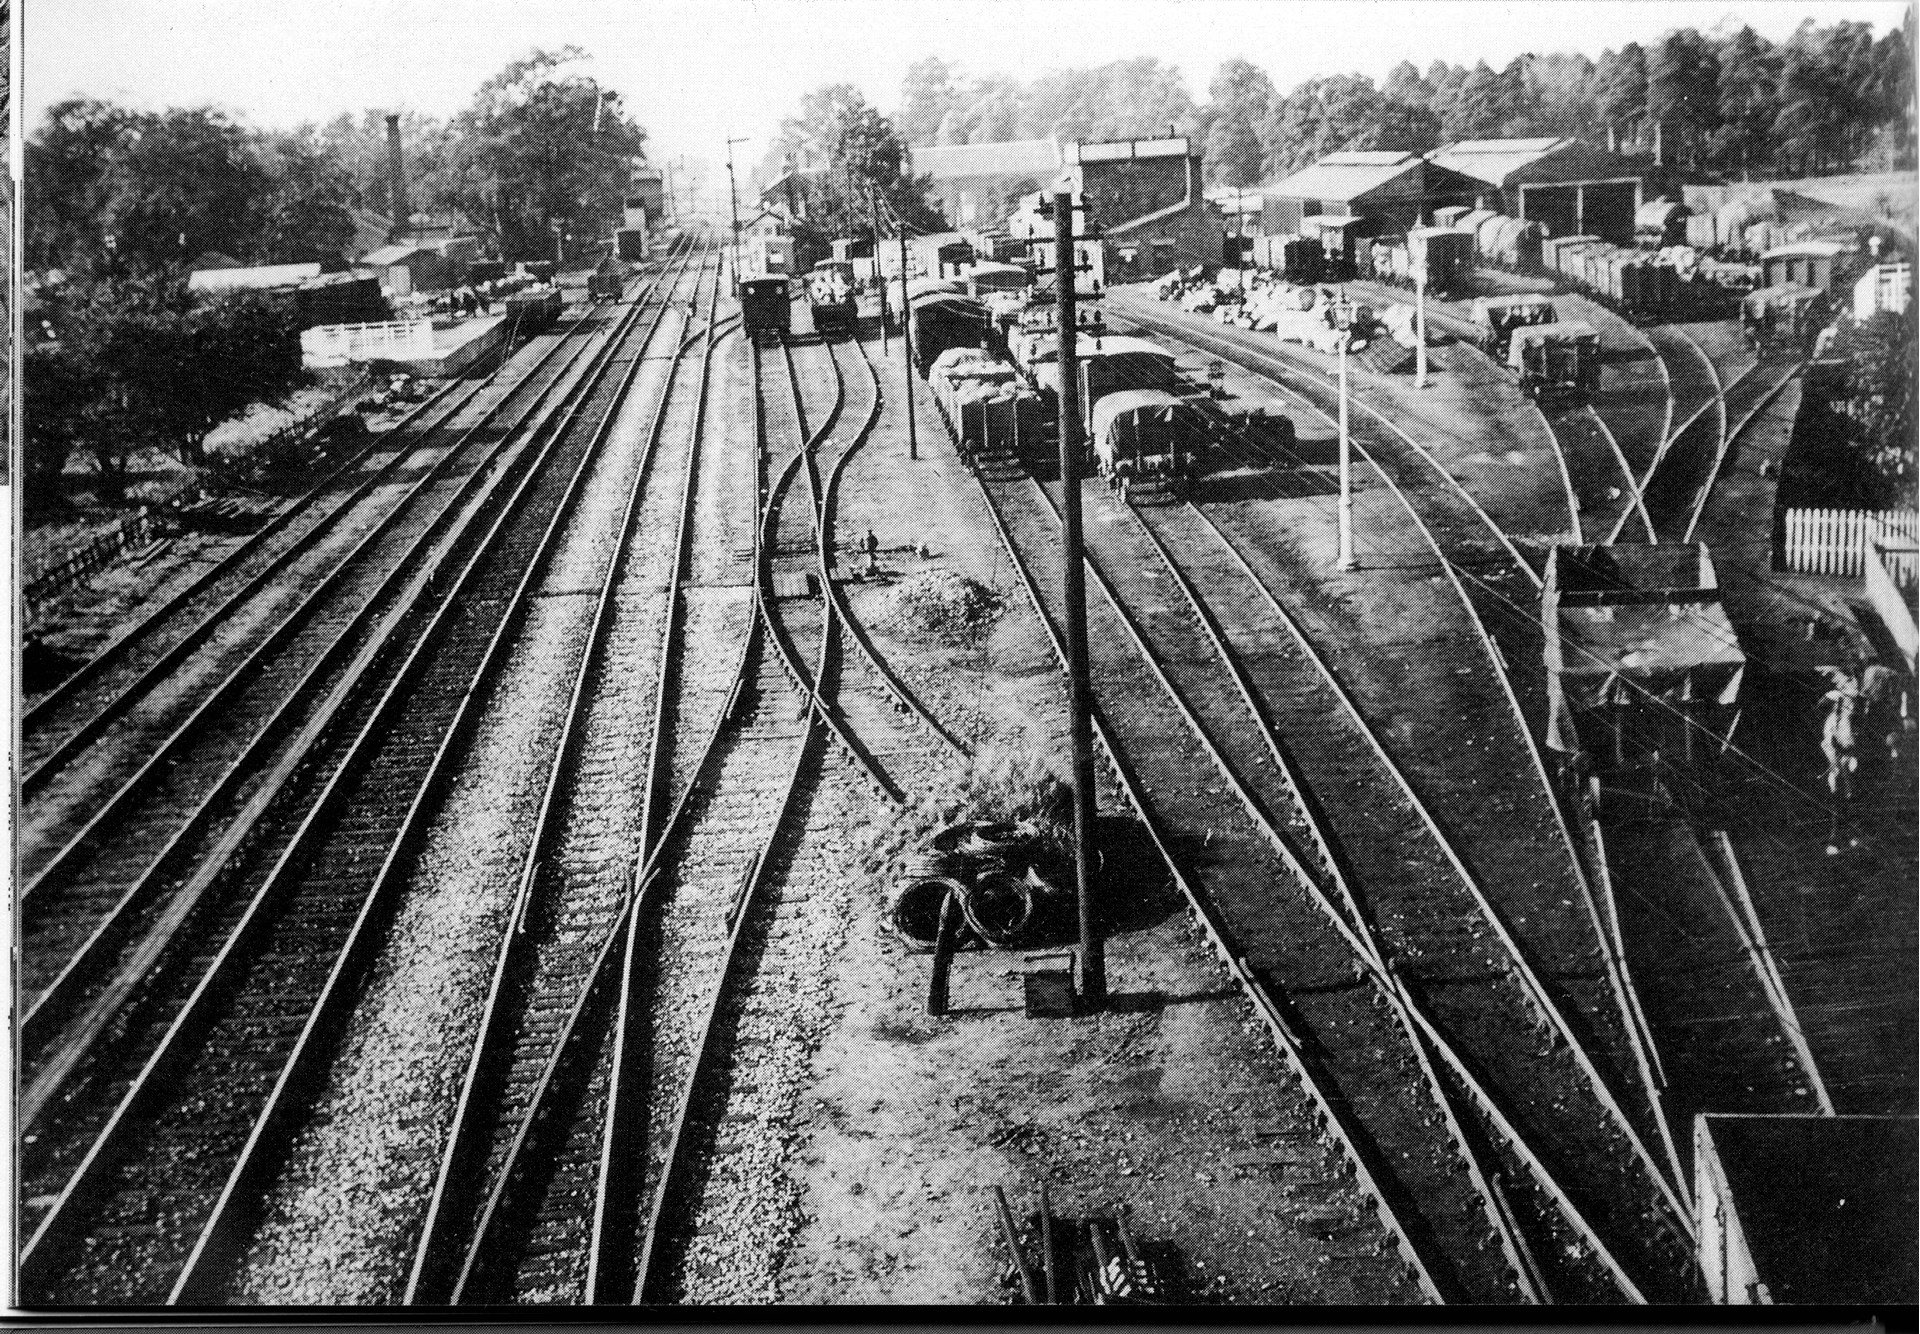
[1335,294,1356,571]
[899,226,917,460]
[725,136,748,291]
[870,190,888,355]
[1053,188,1104,1005]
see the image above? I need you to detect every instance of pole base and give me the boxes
[1337,556,1358,572]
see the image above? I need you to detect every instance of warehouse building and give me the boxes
[1254,150,1485,238]
[912,138,1062,228]
[1695,1114,1917,1304]
[1426,137,1644,244]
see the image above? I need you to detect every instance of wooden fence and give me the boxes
[1780,508,1918,579]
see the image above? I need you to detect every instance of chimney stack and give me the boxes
[385,113,410,240]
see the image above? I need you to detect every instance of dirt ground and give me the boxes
[772,322,1421,1305]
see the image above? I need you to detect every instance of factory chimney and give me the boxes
[385,113,411,240]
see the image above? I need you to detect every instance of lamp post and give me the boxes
[1415,266,1429,389]
[1334,293,1356,571]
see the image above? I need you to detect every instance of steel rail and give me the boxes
[392,241,721,1303]
[1682,362,1802,544]
[20,298,630,893]
[18,253,676,1302]
[815,333,972,760]
[1604,324,1726,545]
[1015,473,1639,1301]
[18,290,639,798]
[159,247,707,1307]
[1147,494,1687,1228]
[629,327,847,1304]
[951,439,1447,1304]
[17,298,633,1013]
[1524,399,1589,542]
[1102,308,1698,1234]
[16,277,676,1130]
[19,369,475,735]
[1579,404,1656,542]
[752,334,904,804]
[1108,305,1545,584]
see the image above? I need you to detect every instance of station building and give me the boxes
[1425,137,1645,245]
[1005,136,1219,284]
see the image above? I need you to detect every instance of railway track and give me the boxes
[17,243,705,1306]
[386,245,734,1306]
[1099,299,1700,1270]
[17,254,696,1118]
[14,303,652,1083]
[20,280,652,821]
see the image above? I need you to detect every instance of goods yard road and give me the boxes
[18,250,1908,1305]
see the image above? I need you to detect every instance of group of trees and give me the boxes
[25,278,303,504]
[762,84,946,249]
[895,17,1913,188]
[26,47,648,510]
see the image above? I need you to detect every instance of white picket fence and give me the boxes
[300,319,436,367]
[1781,508,1918,578]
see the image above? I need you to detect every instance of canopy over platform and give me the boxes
[1543,544,1745,754]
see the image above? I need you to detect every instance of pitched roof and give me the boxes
[1261,152,1421,202]
[913,138,1061,182]
[1426,137,1582,187]
[360,243,435,267]
[187,262,324,293]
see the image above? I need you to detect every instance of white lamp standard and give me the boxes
[1414,265,1429,389]
[1334,293,1356,571]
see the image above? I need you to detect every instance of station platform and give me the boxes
[389,314,510,378]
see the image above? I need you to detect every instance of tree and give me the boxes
[24,99,140,272]
[1648,29,1721,167]
[1838,310,1918,509]
[1712,27,1781,175]
[1205,58,1277,186]
[898,56,958,146]
[1024,58,1196,143]
[257,127,360,263]
[24,275,306,503]
[772,84,945,246]
[441,48,649,263]
[1259,74,1433,177]
[99,107,270,271]
[1595,43,1649,149]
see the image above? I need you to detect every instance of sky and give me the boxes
[24,0,1914,196]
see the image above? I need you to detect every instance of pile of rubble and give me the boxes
[877,569,1004,645]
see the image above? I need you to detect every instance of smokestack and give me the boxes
[385,113,410,239]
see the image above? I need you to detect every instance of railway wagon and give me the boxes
[1407,226,1473,294]
[745,234,797,279]
[1508,320,1601,400]
[1090,389,1202,494]
[614,227,648,262]
[1480,215,1545,270]
[926,348,1044,462]
[1635,199,1691,249]
[806,259,858,335]
[586,262,625,302]
[1740,283,1829,352]
[740,276,793,338]
[909,292,993,374]
[504,285,564,331]
[1472,293,1556,358]
[1761,241,1847,296]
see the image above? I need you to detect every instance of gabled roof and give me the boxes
[360,243,435,267]
[1261,151,1421,202]
[1426,137,1627,188]
[913,138,1061,182]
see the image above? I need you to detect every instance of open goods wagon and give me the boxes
[1509,320,1601,401]
[504,286,564,331]
[740,277,793,338]
[1472,293,1557,359]
[587,258,625,302]
[926,348,1044,463]
[910,293,993,374]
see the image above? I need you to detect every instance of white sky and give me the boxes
[23,0,1914,190]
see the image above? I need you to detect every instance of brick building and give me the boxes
[1040,137,1219,283]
